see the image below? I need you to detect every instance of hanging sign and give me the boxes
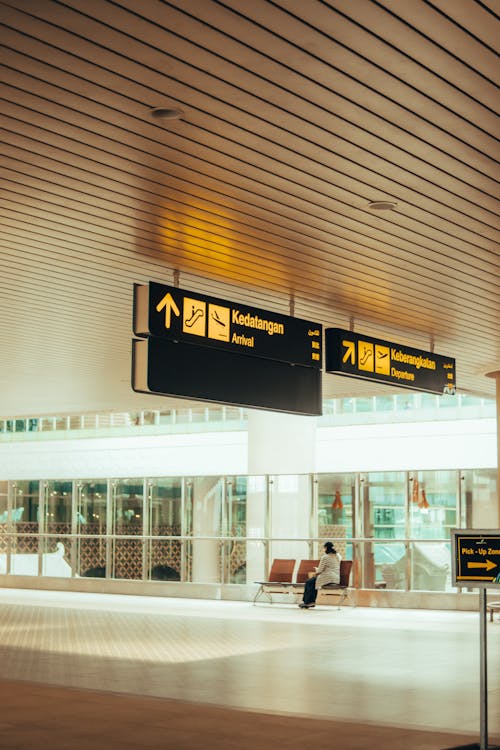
[134,282,322,369]
[325,328,455,395]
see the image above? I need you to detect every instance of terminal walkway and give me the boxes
[0,589,498,749]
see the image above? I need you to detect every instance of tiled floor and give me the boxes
[0,588,499,749]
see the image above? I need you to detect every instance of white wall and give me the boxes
[315,418,497,473]
[0,431,247,480]
[0,417,496,480]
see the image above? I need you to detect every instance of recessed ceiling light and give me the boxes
[150,107,184,121]
[367,200,397,211]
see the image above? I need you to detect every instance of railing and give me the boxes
[0,393,494,441]
[0,533,461,594]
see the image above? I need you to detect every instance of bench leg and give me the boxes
[253,586,273,605]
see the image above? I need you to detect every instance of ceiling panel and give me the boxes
[0,0,498,417]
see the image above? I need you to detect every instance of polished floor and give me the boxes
[0,588,499,749]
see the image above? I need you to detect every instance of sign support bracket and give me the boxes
[479,588,488,750]
[446,528,500,750]
[444,589,498,750]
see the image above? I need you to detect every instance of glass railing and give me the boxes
[319,393,496,426]
[0,406,249,440]
[0,533,462,594]
[0,392,495,440]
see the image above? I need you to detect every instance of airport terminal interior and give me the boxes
[0,0,499,748]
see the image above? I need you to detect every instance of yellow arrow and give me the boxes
[468,560,497,571]
[156,292,180,329]
[342,340,355,365]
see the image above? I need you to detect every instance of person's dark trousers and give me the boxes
[303,576,318,605]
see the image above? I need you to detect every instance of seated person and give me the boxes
[299,541,341,609]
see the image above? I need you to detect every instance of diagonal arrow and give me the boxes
[342,340,355,365]
[156,292,180,329]
[468,560,497,571]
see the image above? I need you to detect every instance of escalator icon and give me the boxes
[182,297,206,337]
[185,306,204,328]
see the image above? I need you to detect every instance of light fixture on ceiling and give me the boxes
[367,200,397,211]
[150,106,184,121]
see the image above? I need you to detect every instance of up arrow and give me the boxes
[342,340,356,365]
[156,292,180,329]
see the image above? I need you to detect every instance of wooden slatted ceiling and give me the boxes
[0,0,498,417]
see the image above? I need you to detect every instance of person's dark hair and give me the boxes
[324,541,337,554]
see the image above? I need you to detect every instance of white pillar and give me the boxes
[247,410,317,475]
[247,411,317,576]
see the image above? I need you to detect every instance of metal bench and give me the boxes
[253,558,296,604]
[315,560,354,608]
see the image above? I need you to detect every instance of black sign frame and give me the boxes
[134,282,322,369]
[451,528,500,589]
[325,327,456,395]
[132,337,322,416]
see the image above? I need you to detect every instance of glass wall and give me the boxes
[0,470,495,594]
[11,480,40,575]
[147,477,183,581]
[317,473,355,562]
[0,480,8,569]
[361,471,406,588]
[222,476,248,583]
[77,480,108,578]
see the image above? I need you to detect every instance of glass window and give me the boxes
[188,476,223,583]
[374,396,394,412]
[244,475,268,584]
[112,538,143,579]
[371,540,407,589]
[44,481,72,534]
[461,469,497,529]
[221,476,248,583]
[409,470,457,539]
[12,480,39,531]
[0,481,8,525]
[112,479,144,535]
[0,481,9,559]
[340,398,354,414]
[420,393,438,409]
[269,474,311,562]
[147,477,183,581]
[224,477,247,538]
[356,398,373,413]
[361,472,406,589]
[77,536,108,579]
[41,537,73,578]
[363,472,406,539]
[410,541,451,592]
[10,535,39,576]
[77,481,107,534]
[148,478,182,535]
[317,473,355,562]
[148,540,181,581]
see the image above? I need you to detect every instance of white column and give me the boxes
[247,410,317,475]
[247,411,317,575]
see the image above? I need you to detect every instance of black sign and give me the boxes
[451,529,500,588]
[134,282,322,369]
[132,337,322,415]
[325,328,456,395]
